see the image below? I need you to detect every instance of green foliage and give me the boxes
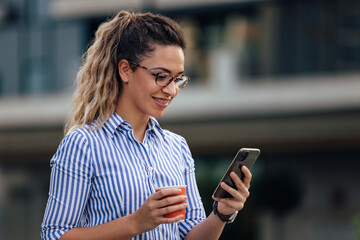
[353,215,360,240]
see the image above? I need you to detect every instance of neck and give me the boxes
[115,96,149,143]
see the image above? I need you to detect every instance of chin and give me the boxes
[150,110,166,119]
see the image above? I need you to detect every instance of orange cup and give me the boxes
[155,185,186,220]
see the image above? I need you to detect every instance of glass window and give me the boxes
[168,0,360,84]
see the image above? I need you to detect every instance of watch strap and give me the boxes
[212,201,238,223]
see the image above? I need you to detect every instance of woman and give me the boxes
[41,11,252,240]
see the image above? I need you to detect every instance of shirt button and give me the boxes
[149,167,153,172]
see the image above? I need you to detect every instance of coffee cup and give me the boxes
[155,185,186,220]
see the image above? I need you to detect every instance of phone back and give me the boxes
[213,148,260,198]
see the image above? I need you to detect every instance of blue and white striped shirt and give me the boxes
[41,112,206,240]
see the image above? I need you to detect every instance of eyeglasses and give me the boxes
[130,62,190,89]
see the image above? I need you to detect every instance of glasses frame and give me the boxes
[129,62,190,89]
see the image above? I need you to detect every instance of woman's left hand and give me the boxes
[212,166,252,215]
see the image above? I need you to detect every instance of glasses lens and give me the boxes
[175,76,189,89]
[156,73,173,87]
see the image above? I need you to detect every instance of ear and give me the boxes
[118,59,132,83]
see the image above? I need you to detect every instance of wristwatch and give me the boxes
[212,201,238,223]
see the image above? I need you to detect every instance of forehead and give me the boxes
[142,45,185,71]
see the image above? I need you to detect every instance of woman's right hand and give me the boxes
[131,187,187,233]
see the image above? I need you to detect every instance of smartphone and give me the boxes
[213,148,260,198]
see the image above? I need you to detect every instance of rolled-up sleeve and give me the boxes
[178,137,206,239]
[41,130,93,240]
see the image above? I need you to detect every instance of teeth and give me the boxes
[155,98,169,104]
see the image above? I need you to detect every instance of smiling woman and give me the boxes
[64,11,186,135]
[116,45,186,132]
[41,10,253,240]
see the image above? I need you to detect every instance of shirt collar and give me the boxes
[103,112,164,138]
[147,117,165,139]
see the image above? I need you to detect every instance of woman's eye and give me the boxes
[157,73,169,81]
[175,76,185,82]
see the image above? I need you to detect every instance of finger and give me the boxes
[241,166,252,188]
[212,178,250,213]
[154,188,182,200]
[229,172,250,199]
[158,202,187,216]
[161,213,186,224]
[217,181,241,199]
[219,179,250,200]
[229,171,243,190]
[158,195,187,209]
[214,187,248,212]
[227,171,248,197]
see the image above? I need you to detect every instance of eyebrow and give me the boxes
[152,67,184,76]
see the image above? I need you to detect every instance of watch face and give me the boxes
[228,211,238,223]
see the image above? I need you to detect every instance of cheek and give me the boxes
[142,81,159,95]
[134,82,157,104]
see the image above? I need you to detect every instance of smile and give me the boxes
[153,97,170,106]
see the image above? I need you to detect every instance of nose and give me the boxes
[161,80,178,98]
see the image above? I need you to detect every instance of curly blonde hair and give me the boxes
[65,11,185,135]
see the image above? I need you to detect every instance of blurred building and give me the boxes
[0,0,359,239]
